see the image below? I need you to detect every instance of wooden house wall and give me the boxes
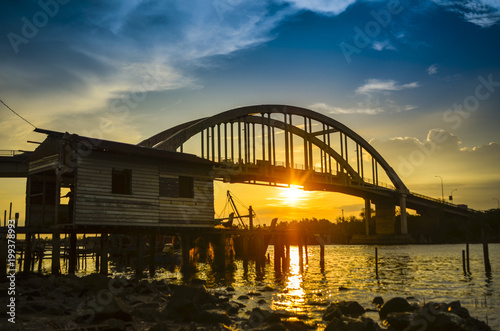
[75,153,160,226]
[74,152,214,227]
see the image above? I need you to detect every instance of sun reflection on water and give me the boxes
[271,246,307,314]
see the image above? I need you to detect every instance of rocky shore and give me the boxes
[0,273,493,330]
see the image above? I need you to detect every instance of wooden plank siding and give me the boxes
[159,175,214,227]
[74,152,214,227]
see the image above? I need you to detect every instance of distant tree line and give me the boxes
[274,208,500,244]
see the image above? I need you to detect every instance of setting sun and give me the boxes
[279,185,307,206]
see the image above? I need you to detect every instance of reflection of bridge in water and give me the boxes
[140,104,473,243]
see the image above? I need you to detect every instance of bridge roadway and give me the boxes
[212,162,473,218]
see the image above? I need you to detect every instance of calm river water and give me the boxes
[88,244,499,329]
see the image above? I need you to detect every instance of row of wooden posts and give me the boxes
[1,227,331,279]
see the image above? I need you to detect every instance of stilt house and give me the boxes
[26,129,215,229]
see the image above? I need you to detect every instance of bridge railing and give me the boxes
[409,191,469,209]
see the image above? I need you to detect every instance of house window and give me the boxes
[112,168,132,194]
[160,176,194,198]
[179,176,194,198]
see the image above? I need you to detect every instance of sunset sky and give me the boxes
[1,0,500,225]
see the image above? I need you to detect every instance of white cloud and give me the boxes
[356,79,420,95]
[309,102,417,115]
[279,0,357,15]
[427,64,438,75]
[0,0,294,146]
[372,40,396,51]
[432,0,500,27]
[310,102,385,115]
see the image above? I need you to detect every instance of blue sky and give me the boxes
[1,0,500,217]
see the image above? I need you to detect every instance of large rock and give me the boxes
[323,301,365,320]
[75,295,132,323]
[379,297,417,319]
[197,309,232,326]
[164,284,217,322]
[385,312,415,331]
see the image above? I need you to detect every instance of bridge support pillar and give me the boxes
[374,199,395,234]
[400,194,408,235]
[364,198,371,235]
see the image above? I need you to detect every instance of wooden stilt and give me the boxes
[181,233,192,273]
[24,233,32,272]
[95,252,100,273]
[51,231,60,275]
[149,235,156,277]
[100,233,108,275]
[466,242,470,274]
[285,243,290,272]
[136,234,144,278]
[19,247,24,272]
[482,228,492,274]
[242,235,249,275]
[68,233,77,274]
[462,250,466,274]
[274,236,281,276]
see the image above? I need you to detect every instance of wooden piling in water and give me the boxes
[100,233,109,275]
[481,228,492,274]
[68,233,77,274]
[181,233,190,272]
[242,235,249,274]
[284,242,290,273]
[136,234,144,278]
[273,235,281,275]
[24,233,32,272]
[149,234,156,277]
[462,250,466,274]
[51,231,61,275]
[466,242,470,274]
[375,247,379,278]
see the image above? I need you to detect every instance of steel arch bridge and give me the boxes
[139,104,471,236]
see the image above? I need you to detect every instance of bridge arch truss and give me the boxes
[139,105,408,195]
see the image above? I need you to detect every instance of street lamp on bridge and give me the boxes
[449,189,458,202]
[493,198,499,209]
[435,175,444,203]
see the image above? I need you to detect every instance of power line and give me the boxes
[0,99,37,129]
